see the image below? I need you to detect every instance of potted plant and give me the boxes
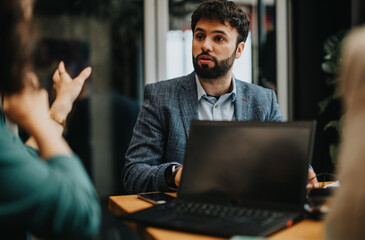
[318,30,347,165]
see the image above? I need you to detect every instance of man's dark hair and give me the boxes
[0,0,34,94]
[191,0,251,44]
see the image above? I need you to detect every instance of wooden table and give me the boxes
[109,194,325,240]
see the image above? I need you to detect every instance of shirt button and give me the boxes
[215,105,218,108]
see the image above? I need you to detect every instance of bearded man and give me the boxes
[122,0,317,194]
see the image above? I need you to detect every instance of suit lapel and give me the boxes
[178,72,198,137]
[234,79,250,121]
[177,76,250,132]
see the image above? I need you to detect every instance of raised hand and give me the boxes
[307,167,319,192]
[50,61,92,122]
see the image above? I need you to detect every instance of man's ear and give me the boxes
[235,42,245,59]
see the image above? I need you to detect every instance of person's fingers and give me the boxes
[175,167,183,187]
[307,178,319,188]
[307,168,319,190]
[57,61,73,83]
[74,66,92,85]
[25,72,40,90]
[311,177,319,188]
[59,61,66,74]
[53,69,60,83]
[308,168,316,180]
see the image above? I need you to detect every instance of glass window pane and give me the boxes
[33,0,144,196]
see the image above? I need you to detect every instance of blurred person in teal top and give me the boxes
[0,0,101,239]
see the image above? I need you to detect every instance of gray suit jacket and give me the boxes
[123,72,283,194]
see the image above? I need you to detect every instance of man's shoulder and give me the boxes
[235,79,273,95]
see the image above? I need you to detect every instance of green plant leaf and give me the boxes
[319,29,348,167]
[329,144,339,165]
[318,96,333,114]
[333,88,342,98]
[326,76,338,86]
[324,120,339,131]
[322,62,337,74]
[324,54,332,60]
[324,36,339,55]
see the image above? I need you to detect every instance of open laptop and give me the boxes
[121,120,316,238]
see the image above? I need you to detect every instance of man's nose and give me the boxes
[201,39,213,52]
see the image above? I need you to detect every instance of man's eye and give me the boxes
[215,36,225,42]
[195,34,204,40]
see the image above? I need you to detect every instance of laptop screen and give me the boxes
[179,121,315,211]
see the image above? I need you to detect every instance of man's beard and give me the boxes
[193,49,236,79]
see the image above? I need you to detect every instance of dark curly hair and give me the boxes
[0,0,34,94]
[191,0,250,45]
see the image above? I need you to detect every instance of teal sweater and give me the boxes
[0,108,101,239]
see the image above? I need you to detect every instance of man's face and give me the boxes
[192,18,244,79]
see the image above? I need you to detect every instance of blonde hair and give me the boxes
[325,25,365,240]
[340,26,365,112]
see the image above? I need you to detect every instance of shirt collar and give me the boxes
[195,74,237,102]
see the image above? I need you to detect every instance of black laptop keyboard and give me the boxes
[158,200,286,226]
